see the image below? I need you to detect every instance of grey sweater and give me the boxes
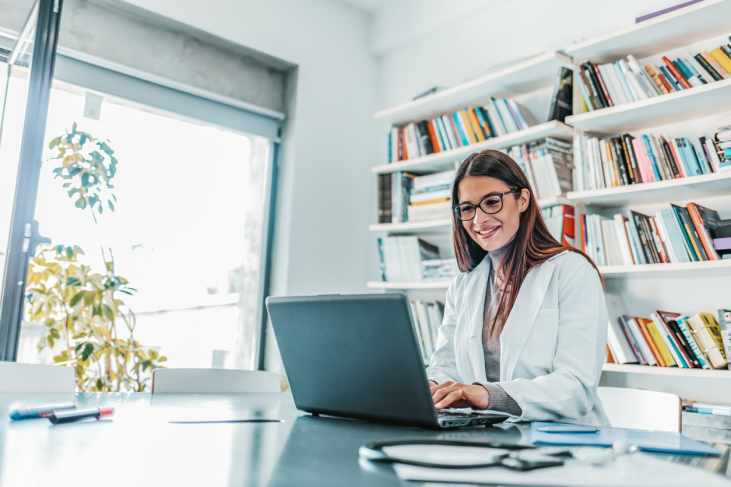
[478,242,523,417]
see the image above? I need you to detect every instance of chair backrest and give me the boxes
[597,386,681,433]
[0,362,75,392]
[151,368,280,393]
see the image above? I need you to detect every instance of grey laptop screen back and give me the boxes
[266,294,438,427]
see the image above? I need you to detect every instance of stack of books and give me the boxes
[387,98,537,163]
[607,299,729,370]
[574,130,728,192]
[409,300,445,361]
[377,236,455,283]
[407,170,454,222]
[580,202,729,266]
[576,42,731,112]
[378,170,457,224]
[542,204,575,247]
[507,137,574,199]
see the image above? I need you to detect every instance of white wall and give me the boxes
[122,0,379,299]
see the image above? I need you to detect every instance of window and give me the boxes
[15,79,274,378]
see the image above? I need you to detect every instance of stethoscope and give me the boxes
[359,438,572,471]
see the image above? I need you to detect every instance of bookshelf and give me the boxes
[371,121,573,175]
[565,0,731,63]
[366,281,451,290]
[369,219,452,234]
[598,259,731,279]
[375,51,573,125]
[565,78,731,133]
[568,171,731,206]
[371,2,731,401]
[369,196,573,235]
[602,363,731,379]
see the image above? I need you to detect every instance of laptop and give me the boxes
[266,293,510,429]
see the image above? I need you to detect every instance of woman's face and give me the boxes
[457,176,530,252]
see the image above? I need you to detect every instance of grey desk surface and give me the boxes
[1,391,730,487]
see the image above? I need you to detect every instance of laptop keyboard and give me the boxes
[437,411,483,418]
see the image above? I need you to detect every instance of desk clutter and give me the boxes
[9,403,115,424]
[581,202,731,266]
[366,424,726,487]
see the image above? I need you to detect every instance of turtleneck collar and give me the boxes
[487,234,515,273]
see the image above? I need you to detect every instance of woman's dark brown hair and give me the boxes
[452,149,603,337]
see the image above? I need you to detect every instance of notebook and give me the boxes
[531,422,720,456]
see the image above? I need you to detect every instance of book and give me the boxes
[695,53,724,81]
[643,318,676,367]
[686,202,722,260]
[635,1,703,23]
[619,315,647,365]
[718,310,731,370]
[547,67,573,123]
[658,311,698,368]
[686,314,726,368]
[636,317,664,366]
[604,294,638,364]
[710,47,731,77]
[651,312,690,368]
[676,317,711,369]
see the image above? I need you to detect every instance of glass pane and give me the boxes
[0,5,38,308]
[17,80,272,392]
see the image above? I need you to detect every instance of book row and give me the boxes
[506,137,574,200]
[409,300,445,361]
[606,294,730,370]
[575,129,730,192]
[580,202,730,267]
[386,98,536,163]
[377,236,457,283]
[577,42,731,112]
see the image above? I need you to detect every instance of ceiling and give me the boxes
[332,0,400,13]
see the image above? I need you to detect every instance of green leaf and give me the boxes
[62,182,71,188]
[102,304,114,321]
[66,277,81,286]
[70,290,85,307]
[108,200,114,211]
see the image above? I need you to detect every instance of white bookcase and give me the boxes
[371,0,731,403]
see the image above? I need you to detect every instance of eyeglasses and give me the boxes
[452,190,520,221]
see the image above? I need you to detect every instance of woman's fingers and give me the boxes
[431,383,459,404]
[435,390,465,410]
[430,381,453,394]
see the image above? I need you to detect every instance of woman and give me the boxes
[427,149,609,425]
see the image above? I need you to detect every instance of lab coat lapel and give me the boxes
[465,255,491,382]
[500,260,556,381]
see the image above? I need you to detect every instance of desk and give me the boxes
[0,391,728,486]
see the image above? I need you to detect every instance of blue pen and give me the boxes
[10,403,76,420]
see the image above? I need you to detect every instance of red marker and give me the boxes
[47,407,115,424]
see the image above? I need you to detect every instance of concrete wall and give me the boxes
[116,0,379,371]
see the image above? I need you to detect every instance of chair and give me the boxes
[597,386,681,433]
[151,368,281,393]
[0,362,75,392]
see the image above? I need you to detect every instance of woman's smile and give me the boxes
[475,224,501,240]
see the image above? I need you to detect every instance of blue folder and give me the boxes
[531,422,720,456]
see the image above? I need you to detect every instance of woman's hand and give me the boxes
[430,381,490,410]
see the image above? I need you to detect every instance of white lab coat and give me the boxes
[427,250,610,426]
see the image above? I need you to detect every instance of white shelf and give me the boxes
[366,281,451,290]
[598,259,731,279]
[537,195,574,208]
[369,197,573,235]
[375,51,573,126]
[565,78,731,133]
[371,121,573,174]
[369,219,452,234]
[565,0,731,63]
[568,171,731,206]
[603,363,731,378]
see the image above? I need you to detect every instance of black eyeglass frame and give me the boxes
[452,189,521,221]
